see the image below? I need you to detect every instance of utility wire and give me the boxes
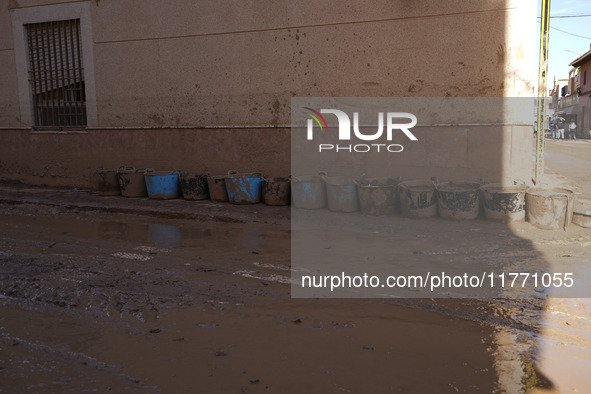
[538,14,591,18]
[536,19,591,40]
[550,26,591,40]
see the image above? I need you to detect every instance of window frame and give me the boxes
[11,2,97,132]
[25,19,87,130]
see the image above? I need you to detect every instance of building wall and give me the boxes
[0,0,537,188]
[578,97,591,139]
[580,62,591,97]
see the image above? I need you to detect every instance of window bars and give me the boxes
[25,19,86,129]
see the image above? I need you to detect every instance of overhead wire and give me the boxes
[537,13,591,18]
[536,18,591,40]
[549,26,591,40]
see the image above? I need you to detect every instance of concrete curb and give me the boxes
[0,184,290,226]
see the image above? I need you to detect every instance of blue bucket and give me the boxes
[144,169,180,200]
[325,176,359,213]
[224,170,263,204]
[291,171,327,209]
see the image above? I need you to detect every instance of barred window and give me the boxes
[25,19,87,129]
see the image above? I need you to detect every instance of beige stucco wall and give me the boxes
[0,0,537,187]
[0,1,20,127]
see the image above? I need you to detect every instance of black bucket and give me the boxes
[356,177,400,215]
[436,181,480,220]
[398,180,437,218]
[180,173,209,200]
[262,177,291,206]
[480,183,529,222]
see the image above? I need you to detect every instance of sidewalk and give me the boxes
[0,183,290,226]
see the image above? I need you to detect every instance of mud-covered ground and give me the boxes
[0,140,590,393]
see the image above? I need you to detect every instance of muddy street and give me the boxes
[544,140,591,194]
[0,204,506,392]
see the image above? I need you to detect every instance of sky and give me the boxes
[539,0,591,84]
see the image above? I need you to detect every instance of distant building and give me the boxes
[568,67,580,96]
[569,44,591,138]
[570,45,591,98]
[548,76,569,121]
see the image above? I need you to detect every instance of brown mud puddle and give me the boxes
[0,204,589,392]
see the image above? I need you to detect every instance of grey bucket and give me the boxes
[356,177,400,215]
[480,183,529,222]
[95,166,121,196]
[398,180,437,218]
[324,175,359,213]
[207,175,229,202]
[436,181,481,220]
[291,172,327,209]
[117,166,148,198]
[526,188,574,230]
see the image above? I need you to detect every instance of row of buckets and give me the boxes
[95,167,290,206]
[95,167,583,230]
[291,173,580,230]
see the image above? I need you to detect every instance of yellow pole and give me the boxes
[535,0,551,184]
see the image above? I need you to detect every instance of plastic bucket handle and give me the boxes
[355,173,367,185]
[118,165,136,173]
[264,175,291,182]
